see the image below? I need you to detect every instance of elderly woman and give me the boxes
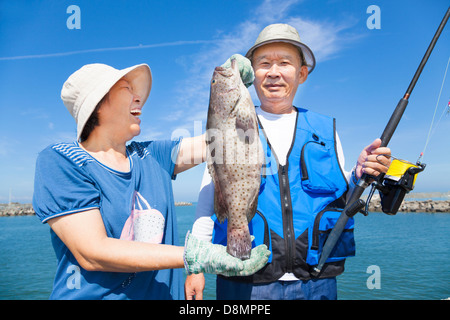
[32,63,269,300]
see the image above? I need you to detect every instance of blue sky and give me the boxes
[1,0,449,203]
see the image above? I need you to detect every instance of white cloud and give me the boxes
[139,127,165,141]
[170,0,360,129]
[285,16,361,62]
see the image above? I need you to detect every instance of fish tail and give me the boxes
[226,225,252,260]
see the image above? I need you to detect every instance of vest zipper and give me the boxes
[257,109,299,275]
[279,164,295,273]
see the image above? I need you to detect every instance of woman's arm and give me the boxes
[48,208,184,272]
[48,206,269,276]
[174,134,206,174]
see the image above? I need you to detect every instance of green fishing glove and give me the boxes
[221,54,255,88]
[228,242,271,277]
[183,232,270,276]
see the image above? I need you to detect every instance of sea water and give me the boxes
[0,205,448,300]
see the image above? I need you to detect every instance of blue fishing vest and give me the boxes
[212,107,355,283]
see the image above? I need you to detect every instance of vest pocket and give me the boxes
[306,208,355,266]
[300,138,341,193]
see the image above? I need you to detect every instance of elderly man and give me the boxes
[185,23,391,300]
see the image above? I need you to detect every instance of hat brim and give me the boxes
[245,39,316,74]
[76,64,152,140]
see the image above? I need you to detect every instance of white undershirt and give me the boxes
[256,107,297,166]
[256,107,300,281]
[192,107,354,281]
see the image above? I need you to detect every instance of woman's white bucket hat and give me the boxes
[245,23,316,73]
[61,63,152,141]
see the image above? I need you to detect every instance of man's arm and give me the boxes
[185,167,215,300]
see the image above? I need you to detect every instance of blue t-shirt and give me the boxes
[32,140,183,300]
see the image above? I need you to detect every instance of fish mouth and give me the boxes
[215,57,238,76]
[214,66,234,77]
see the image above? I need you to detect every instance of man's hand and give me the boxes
[185,273,205,300]
[355,138,392,179]
[221,54,255,88]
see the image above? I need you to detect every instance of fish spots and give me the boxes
[206,61,264,260]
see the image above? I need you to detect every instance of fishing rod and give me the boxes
[311,6,450,277]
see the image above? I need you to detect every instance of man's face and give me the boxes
[252,42,308,111]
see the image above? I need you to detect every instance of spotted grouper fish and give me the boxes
[206,58,263,260]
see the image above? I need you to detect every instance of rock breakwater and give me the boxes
[365,197,450,213]
[0,198,448,217]
[0,202,194,217]
[175,202,193,206]
[0,203,35,217]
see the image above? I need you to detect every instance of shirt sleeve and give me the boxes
[336,131,357,182]
[336,132,358,202]
[130,139,181,179]
[191,166,215,241]
[32,146,101,223]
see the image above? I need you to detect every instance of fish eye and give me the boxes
[211,79,216,85]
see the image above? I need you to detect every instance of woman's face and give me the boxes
[98,78,143,141]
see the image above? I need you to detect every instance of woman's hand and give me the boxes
[183,232,270,276]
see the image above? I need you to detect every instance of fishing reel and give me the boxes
[365,158,426,215]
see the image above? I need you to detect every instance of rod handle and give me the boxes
[379,98,409,147]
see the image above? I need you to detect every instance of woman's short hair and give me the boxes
[79,93,108,142]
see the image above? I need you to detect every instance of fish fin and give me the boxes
[235,109,253,132]
[214,189,228,223]
[235,87,258,142]
[206,162,215,185]
[246,184,259,222]
[236,111,259,146]
[210,164,228,223]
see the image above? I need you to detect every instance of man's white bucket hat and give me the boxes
[61,63,152,141]
[245,23,316,73]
